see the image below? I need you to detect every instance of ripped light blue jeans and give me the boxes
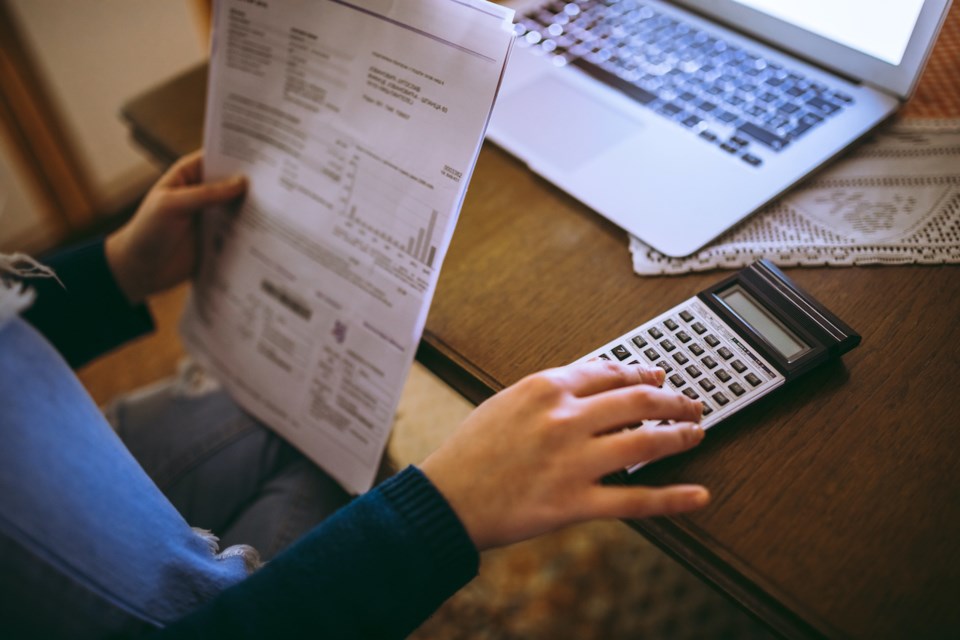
[0,318,350,638]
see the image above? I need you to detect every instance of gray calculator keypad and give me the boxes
[583,298,784,438]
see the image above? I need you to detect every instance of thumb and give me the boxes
[165,175,247,212]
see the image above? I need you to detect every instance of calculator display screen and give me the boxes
[718,285,809,360]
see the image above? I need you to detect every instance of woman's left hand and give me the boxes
[105,150,247,304]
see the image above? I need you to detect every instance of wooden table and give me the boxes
[123,7,959,637]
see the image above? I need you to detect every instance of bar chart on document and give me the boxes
[337,144,444,296]
[275,127,445,300]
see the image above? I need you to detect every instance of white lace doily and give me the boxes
[631,119,960,275]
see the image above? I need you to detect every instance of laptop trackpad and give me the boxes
[494,75,642,172]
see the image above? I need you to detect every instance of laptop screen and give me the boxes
[729,0,924,65]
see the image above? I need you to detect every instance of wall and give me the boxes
[0,132,57,254]
[5,0,206,218]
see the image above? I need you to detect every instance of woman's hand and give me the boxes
[105,150,247,304]
[420,360,708,551]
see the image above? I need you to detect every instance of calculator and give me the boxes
[578,260,860,473]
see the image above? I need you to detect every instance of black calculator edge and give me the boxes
[699,260,861,363]
[751,260,861,356]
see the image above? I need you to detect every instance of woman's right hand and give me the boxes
[420,360,708,551]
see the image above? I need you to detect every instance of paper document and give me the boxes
[181,0,514,493]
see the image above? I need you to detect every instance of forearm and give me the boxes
[21,237,154,367]
[152,466,479,639]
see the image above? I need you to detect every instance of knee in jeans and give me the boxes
[192,527,263,574]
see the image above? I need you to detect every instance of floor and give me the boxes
[78,284,773,639]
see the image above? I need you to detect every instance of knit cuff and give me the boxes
[380,466,479,586]
[22,237,154,367]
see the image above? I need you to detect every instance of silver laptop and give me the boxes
[488,0,952,257]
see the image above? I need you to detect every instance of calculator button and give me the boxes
[649,327,664,339]
[745,373,762,387]
[598,353,610,360]
[702,402,713,416]
[680,310,694,322]
[664,318,679,331]
[705,334,720,347]
[654,360,673,373]
[673,352,689,365]
[699,379,716,392]
[689,343,704,356]
[702,355,718,369]
[632,335,648,350]
[676,331,691,343]
[685,365,702,378]
[691,322,706,334]
[716,369,732,382]
[644,348,659,361]
[660,339,676,352]
[730,382,746,396]
[712,392,730,406]
[628,360,639,365]
[718,347,733,360]
[669,374,686,388]
[731,359,747,373]
[611,344,631,360]
[682,388,699,399]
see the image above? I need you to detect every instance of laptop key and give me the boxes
[766,115,790,130]
[806,96,840,114]
[787,121,814,139]
[699,130,719,143]
[660,102,683,116]
[698,100,717,112]
[738,122,788,151]
[833,91,854,103]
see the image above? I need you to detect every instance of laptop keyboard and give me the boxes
[514,0,855,168]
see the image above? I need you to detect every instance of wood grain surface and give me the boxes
[420,7,960,635]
